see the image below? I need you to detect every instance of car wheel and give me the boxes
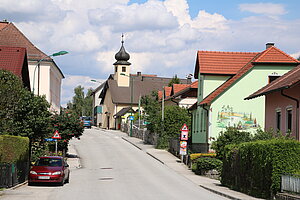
[65,173,70,183]
[59,180,64,186]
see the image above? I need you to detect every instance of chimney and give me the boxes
[266,43,275,49]
[137,72,141,76]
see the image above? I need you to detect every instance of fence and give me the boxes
[0,162,29,188]
[121,123,158,146]
[281,174,300,194]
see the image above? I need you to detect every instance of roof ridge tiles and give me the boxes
[198,50,259,54]
[254,46,299,63]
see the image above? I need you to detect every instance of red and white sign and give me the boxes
[181,131,188,140]
[52,130,61,139]
[180,141,187,155]
[180,123,189,132]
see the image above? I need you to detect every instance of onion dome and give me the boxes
[114,35,131,65]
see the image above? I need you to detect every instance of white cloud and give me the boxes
[61,75,106,106]
[1,0,300,107]
[239,3,287,16]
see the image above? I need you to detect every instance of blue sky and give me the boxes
[0,0,299,106]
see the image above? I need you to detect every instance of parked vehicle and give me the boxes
[80,116,92,128]
[28,156,70,186]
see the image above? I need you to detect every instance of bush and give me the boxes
[190,153,216,161]
[221,139,300,198]
[193,157,222,175]
[211,127,252,160]
[0,135,29,163]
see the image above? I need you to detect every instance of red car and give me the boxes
[28,156,70,186]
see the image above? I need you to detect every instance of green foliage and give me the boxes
[157,105,191,149]
[221,139,300,198]
[0,135,29,163]
[50,110,84,152]
[141,91,161,133]
[67,86,93,117]
[141,92,191,149]
[211,127,252,160]
[168,74,180,87]
[193,157,222,175]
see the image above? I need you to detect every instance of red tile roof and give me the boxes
[199,46,299,105]
[0,46,27,77]
[164,86,172,97]
[173,84,190,94]
[165,81,198,101]
[0,22,49,61]
[254,46,299,63]
[0,46,30,88]
[194,51,258,78]
[245,64,300,100]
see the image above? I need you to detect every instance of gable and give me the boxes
[254,46,299,63]
[0,22,48,61]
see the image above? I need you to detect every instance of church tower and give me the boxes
[114,34,131,87]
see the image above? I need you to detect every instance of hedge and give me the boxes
[221,139,300,198]
[190,153,216,161]
[0,135,29,163]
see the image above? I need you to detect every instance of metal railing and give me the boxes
[281,174,300,194]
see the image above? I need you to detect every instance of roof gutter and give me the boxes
[281,90,299,141]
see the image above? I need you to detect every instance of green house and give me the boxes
[190,43,299,152]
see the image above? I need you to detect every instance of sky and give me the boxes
[0,0,299,107]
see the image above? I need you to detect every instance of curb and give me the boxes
[0,181,28,196]
[122,137,165,164]
[199,185,241,200]
[121,137,142,150]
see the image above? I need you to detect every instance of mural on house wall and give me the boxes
[217,105,260,130]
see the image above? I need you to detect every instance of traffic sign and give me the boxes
[181,131,188,140]
[180,141,187,155]
[180,123,189,132]
[45,138,56,142]
[128,116,134,121]
[52,130,61,139]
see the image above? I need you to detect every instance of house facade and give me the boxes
[100,39,191,130]
[191,43,299,152]
[164,81,198,109]
[246,65,300,140]
[0,21,64,113]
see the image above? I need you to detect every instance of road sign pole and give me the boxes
[55,140,58,155]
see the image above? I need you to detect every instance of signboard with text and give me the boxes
[180,141,187,155]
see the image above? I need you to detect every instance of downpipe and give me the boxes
[281,90,299,141]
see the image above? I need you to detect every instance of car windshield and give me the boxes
[36,158,62,167]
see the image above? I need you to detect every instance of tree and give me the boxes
[68,86,93,117]
[83,88,93,116]
[158,105,191,149]
[72,86,85,117]
[141,91,191,149]
[168,74,180,87]
[50,110,84,154]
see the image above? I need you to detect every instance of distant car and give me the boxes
[80,116,92,128]
[28,156,70,186]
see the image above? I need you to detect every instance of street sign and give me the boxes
[180,141,187,155]
[180,123,189,132]
[128,116,134,121]
[181,131,188,140]
[45,138,56,142]
[52,130,61,139]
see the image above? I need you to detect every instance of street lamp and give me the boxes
[120,73,133,137]
[32,51,69,95]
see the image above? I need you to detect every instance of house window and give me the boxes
[122,67,126,72]
[268,75,280,83]
[276,110,281,131]
[115,66,118,73]
[286,108,292,132]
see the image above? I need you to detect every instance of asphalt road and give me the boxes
[1,128,227,200]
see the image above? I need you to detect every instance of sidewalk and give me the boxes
[113,130,262,200]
